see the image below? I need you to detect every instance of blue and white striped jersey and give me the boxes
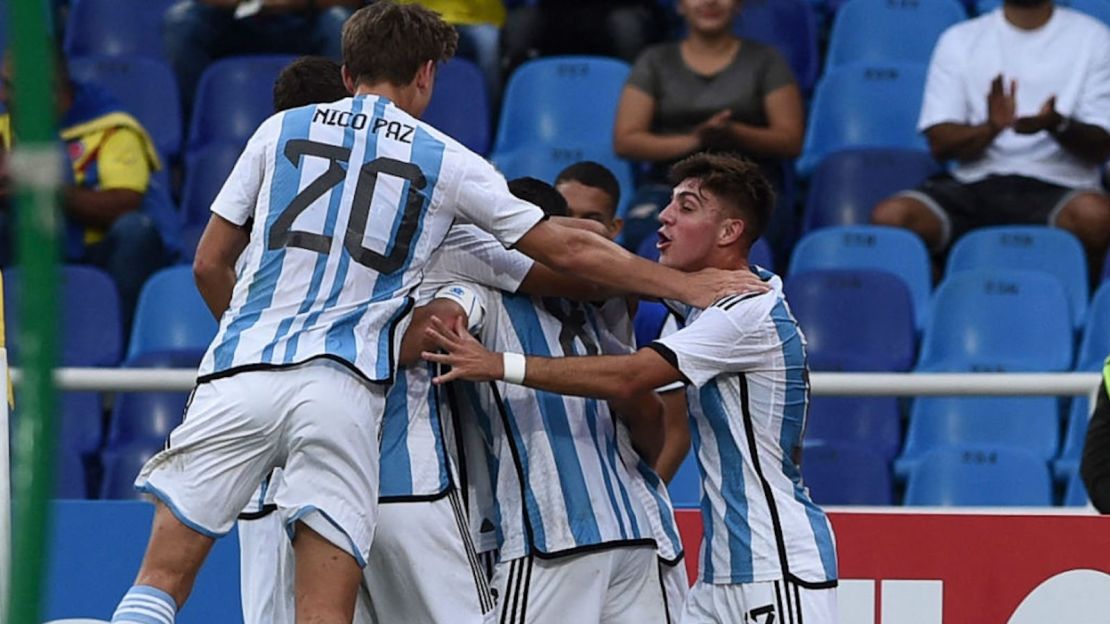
[197,95,544,384]
[652,268,838,587]
[380,225,534,499]
[430,284,658,560]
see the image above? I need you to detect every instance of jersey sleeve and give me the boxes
[210,117,275,226]
[452,155,546,248]
[96,128,151,193]
[917,27,970,131]
[431,280,492,335]
[417,226,534,304]
[649,293,777,388]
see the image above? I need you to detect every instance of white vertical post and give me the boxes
[0,346,9,620]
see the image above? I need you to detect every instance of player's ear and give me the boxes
[415,60,436,91]
[341,64,357,94]
[718,217,744,248]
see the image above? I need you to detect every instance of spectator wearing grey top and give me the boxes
[613,0,803,253]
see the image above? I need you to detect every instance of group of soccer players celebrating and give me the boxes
[108,2,839,623]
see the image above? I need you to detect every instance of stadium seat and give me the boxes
[126,266,218,362]
[63,0,176,61]
[107,353,199,449]
[801,442,893,505]
[802,148,940,233]
[187,55,297,153]
[788,226,931,332]
[977,0,1110,26]
[917,270,1073,372]
[1076,282,1110,371]
[68,56,183,162]
[667,450,701,509]
[179,222,206,263]
[825,0,967,70]
[896,396,1060,477]
[1064,470,1091,507]
[55,451,88,499]
[904,446,1052,506]
[99,444,160,500]
[1055,397,1090,481]
[3,265,122,367]
[494,56,630,153]
[423,58,490,155]
[798,63,928,174]
[733,0,820,93]
[806,397,903,461]
[180,141,242,226]
[785,270,916,372]
[1103,251,1110,283]
[491,145,636,217]
[946,226,1088,330]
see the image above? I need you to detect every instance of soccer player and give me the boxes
[425,153,839,624]
[109,2,762,622]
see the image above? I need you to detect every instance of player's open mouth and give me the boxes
[657,231,671,251]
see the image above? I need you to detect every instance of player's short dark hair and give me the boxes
[669,153,774,245]
[273,56,349,112]
[508,177,568,218]
[554,161,621,219]
[342,1,458,88]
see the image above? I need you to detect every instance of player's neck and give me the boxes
[699,248,748,273]
[353,82,421,117]
[1003,1,1054,29]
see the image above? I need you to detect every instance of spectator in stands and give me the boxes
[1081,357,1110,513]
[613,0,803,252]
[871,0,1110,279]
[0,53,178,328]
[163,0,362,113]
[272,56,350,111]
[398,1,504,103]
[501,0,666,75]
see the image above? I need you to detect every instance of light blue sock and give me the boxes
[111,584,177,624]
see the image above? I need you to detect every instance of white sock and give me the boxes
[111,584,177,624]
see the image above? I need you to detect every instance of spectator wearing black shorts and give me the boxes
[871,0,1110,278]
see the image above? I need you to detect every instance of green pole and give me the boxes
[6,0,60,622]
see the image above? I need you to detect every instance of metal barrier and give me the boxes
[9,368,1102,396]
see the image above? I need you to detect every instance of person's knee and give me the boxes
[163,0,217,41]
[1058,193,1110,250]
[108,211,161,248]
[871,196,916,227]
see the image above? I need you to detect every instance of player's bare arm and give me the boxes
[609,389,666,467]
[513,219,767,309]
[423,315,682,402]
[193,213,249,320]
[397,298,468,366]
[653,390,691,483]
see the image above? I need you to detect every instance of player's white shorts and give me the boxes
[493,545,667,624]
[659,557,689,623]
[238,488,492,624]
[680,578,838,624]
[137,359,385,565]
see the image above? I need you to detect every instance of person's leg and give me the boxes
[1053,191,1110,288]
[870,194,947,250]
[97,211,167,331]
[163,1,231,115]
[293,523,363,624]
[601,545,668,624]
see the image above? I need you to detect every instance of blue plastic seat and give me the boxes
[798,63,929,174]
[127,266,219,362]
[494,56,630,153]
[1055,397,1090,481]
[181,141,242,226]
[1064,471,1091,507]
[667,450,701,509]
[733,0,820,93]
[806,397,903,462]
[491,145,636,218]
[423,58,490,155]
[978,0,1110,26]
[896,396,1060,477]
[108,352,199,449]
[825,0,967,70]
[187,55,297,153]
[68,55,183,162]
[785,269,916,372]
[917,270,1073,372]
[803,148,940,233]
[946,226,1088,330]
[1076,282,1110,371]
[99,444,160,500]
[802,442,893,505]
[64,0,176,60]
[904,446,1052,506]
[789,226,931,332]
[55,452,88,499]
[1102,251,1110,283]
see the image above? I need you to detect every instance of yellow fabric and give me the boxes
[397,0,505,26]
[0,114,10,150]
[1103,356,1109,392]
